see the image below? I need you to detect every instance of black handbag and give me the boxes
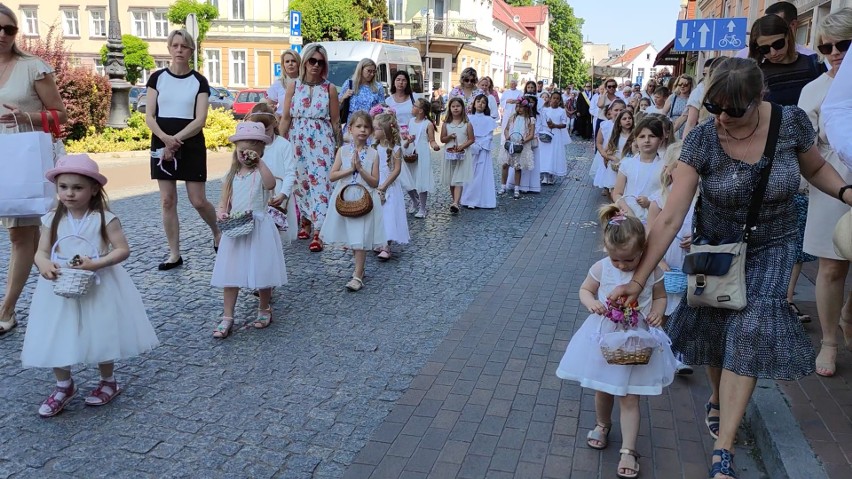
[340,79,352,125]
[681,103,781,310]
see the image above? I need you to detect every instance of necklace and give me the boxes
[723,108,760,141]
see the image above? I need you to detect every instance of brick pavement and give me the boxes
[345,142,767,478]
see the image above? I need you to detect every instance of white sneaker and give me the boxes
[407,204,418,214]
[498,185,506,195]
[414,208,426,219]
[675,360,694,375]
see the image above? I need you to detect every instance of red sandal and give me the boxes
[297,219,312,240]
[309,233,323,252]
[85,380,122,406]
[38,381,77,418]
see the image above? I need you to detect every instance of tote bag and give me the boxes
[0,115,57,217]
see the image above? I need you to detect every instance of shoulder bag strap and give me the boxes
[743,103,782,239]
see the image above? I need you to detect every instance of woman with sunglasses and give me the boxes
[0,4,67,335]
[798,8,852,377]
[609,57,852,479]
[661,74,692,139]
[595,78,622,140]
[449,68,485,112]
[280,44,340,253]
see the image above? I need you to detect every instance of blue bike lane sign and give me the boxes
[674,18,748,51]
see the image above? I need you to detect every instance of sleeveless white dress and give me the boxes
[378,145,410,243]
[442,121,474,185]
[212,170,288,289]
[404,118,435,194]
[21,211,159,368]
[556,258,677,396]
[592,121,618,188]
[619,154,665,223]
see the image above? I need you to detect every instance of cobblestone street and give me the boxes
[0,141,585,478]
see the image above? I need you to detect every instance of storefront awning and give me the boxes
[593,65,631,78]
[655,39,688,66]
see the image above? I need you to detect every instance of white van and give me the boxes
[306,41,425,100]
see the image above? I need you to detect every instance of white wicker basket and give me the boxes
[219,211,254,237]
[50,235,100,298]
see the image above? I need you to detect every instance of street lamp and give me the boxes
[105,0,131,128]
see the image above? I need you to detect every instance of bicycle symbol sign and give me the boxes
[674,18,747,51]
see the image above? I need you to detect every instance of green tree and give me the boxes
[99,35,155,85]
[289,0,361,44]
[543,0,587,87]
[166,0,219,47]
[505,0,534,5]
[352,0,388,22]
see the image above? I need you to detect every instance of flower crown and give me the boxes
[369,104,397,117]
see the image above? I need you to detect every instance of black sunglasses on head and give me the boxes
[307,57,326,67]
[703,101,753,118]
[756,38,786,55]
[817,39,852,55]
[0,25,18,36]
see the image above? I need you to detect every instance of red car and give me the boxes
[232,89,267,119]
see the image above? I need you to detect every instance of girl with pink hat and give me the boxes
[210,122,288,338]
[21,154,159,418]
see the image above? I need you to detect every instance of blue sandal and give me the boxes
[705,401,720,439]
[709,448,737,478]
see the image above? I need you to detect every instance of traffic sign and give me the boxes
[292,45,302,54]
[674,17,747,51]
[290,36,303,45]
[274,63,282,77]
[290,11,302,37]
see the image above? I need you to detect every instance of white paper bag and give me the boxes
[0,130,56,217]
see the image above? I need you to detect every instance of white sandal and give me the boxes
[346,276,364,291]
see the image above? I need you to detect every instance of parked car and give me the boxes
[136,93,147,114]
[232,89,267,119]
[137,87,234,115]
[129,86,147,111]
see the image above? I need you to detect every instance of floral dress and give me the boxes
[290,79,336,230]
[449,86,485,112]
[342,82,385,124]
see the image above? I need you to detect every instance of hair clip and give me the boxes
[608,214,627,225]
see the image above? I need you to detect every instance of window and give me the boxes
[94,59,105,76]
[22,8,38,35]
[230,50,247,86]
[155,60,169,70]
[62,9,80,37]
[388,0,404,22]
[232,0,245,20]
[208,0,219,8]
[90,9,106,37]
[405,64,424,94]
[153,12,169,38]
[637,68,645,78]
[206,50,222,85]
[132,11,149,37]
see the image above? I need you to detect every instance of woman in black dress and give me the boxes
[145,29,220,270]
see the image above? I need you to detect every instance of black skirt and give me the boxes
[150,117,207,182]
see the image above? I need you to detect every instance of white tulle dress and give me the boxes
[556,258,677,396]
[212,170,288,289]
[378,145,410,243]
[21,211,159,368]
[506,113,541,193]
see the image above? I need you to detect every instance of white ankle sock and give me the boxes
[101,376,115,383]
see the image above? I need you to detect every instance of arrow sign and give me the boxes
[727,20,736,32]
[698,23,710,48]
[678,22,690,47]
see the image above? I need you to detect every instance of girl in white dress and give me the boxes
[212,122,288,338]
[612,116,666,223]
[321,111,386,291]
[461,95,498,209]
[539,93,571,185]
[604,109,635,180]
[556,204,675,479]
[23,154,159,418]
[374,113,410,260]
[592,100,627,195]
[506,94,542,194]
[440,97,475,214]
[403,99,440,218]
[499,97,536,199]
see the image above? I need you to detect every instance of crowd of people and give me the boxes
[1,3,851,479]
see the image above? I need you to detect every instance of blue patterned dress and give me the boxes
[341,82,385,125]
[666,105,816,380]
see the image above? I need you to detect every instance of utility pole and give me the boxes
[425,1,431,94]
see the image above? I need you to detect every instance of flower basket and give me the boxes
[445,147,464,161]
[335,183,373,218]
[267,204,288,231]
[504,132,524,155]
[664,268,688,294]
[598,297,655,365]
[50,236,100,298]
[219,211,254,237]
[538,132,553,143]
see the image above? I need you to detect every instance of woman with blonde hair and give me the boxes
[0,3,68,334]
[799,7,852,376]
[339,58,385,126]
[266,50,301,115]
[280,43,340,252]
[662,74,693,139]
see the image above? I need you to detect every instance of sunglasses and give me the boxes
[756,38,786,55]
[702,101,753,118]
[0,25,18,36]
[606,84,616,89]
[817,39,852,55]
[307,57,326,67]
[462,78,476,84]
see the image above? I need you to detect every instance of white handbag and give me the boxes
[0,112,58,217]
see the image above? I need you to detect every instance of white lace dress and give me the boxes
[21,211,159,368]
[211,170,288,289]
[556,258,677,396]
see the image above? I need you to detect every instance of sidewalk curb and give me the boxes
[88,149,230,161]
[746,379,829,479]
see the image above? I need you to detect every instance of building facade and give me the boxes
[598,43,659,87]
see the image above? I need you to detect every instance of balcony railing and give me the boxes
[411,18,478,41]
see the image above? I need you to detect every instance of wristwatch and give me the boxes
[840,184,852,203]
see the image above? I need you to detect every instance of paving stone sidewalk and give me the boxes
[0,142,571,478]
[345,143,767,478]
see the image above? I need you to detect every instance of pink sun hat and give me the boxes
[46,154,108,186]
[228,121,272,144]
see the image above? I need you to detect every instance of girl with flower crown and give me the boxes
[556,204,675,479]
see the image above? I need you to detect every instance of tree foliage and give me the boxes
[505,0,534,5]
[352,0,388,22]
[166,0,219,45]
[543,0,587,87]
[20,25,111,140]
[99,35,155,85]
[289,0,361,44]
